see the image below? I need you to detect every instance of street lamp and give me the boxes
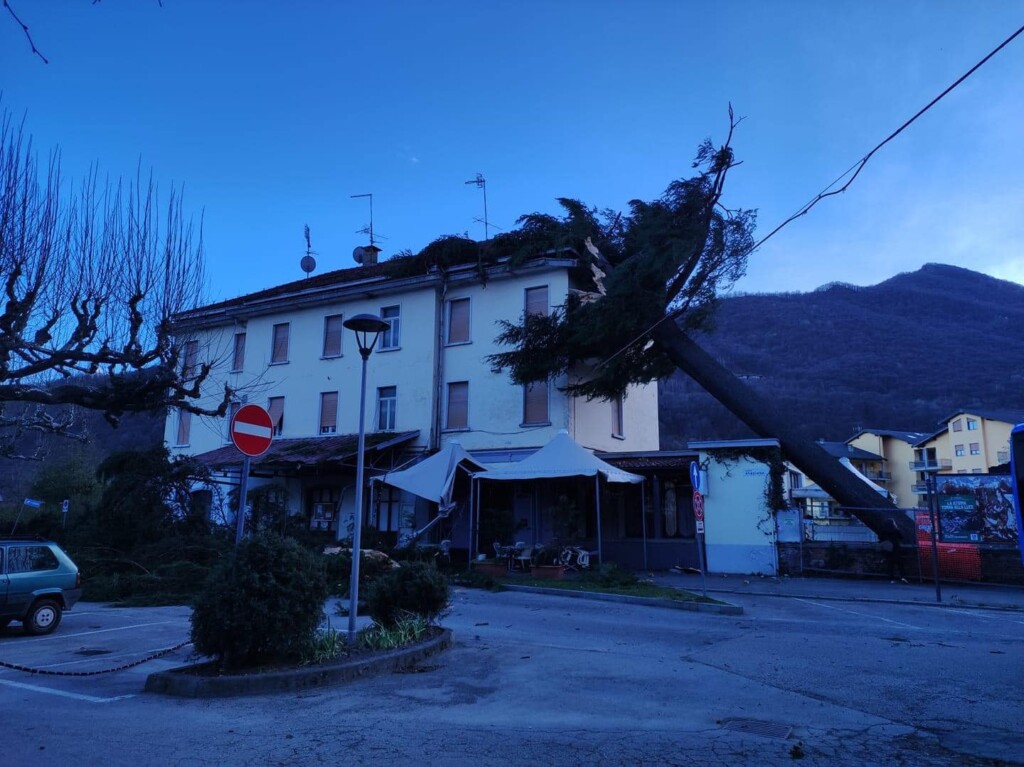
[343,313,390,644]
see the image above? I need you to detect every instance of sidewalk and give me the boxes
[650,571,1024,611]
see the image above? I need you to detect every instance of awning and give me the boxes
[192,430,420,470]
[379,440,490,505]
[475,430,643,483]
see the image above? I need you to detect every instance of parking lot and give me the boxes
[2,586,1022,767]
[0,602,196,702]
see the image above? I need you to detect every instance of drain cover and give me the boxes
[75,648,113,657]
[720,718,792,740]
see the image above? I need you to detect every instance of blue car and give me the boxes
[0,537,82,635]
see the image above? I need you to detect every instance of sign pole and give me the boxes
[235,454,251,546]
[697,528,707,598]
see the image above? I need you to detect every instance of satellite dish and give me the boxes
[300,255,316,275]
[353,246,367,264]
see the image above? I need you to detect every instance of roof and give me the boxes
[688,438,780,450]
[937,408,1024,427]
[173,248,579,328]
[192,430,419,470]
[847,428,928,444]
[816,441,883,461]
[597,451,699,471]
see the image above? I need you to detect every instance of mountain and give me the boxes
[659,264,1024,448]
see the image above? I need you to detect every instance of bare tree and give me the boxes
[0,110,230,458]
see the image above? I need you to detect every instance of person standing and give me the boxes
[880,518,909,583]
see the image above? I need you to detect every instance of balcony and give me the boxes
[912,482,928,494]
[862,470,892,481]
[908,459,952,472]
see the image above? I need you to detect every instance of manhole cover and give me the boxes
[720,718,792,740]
[75,648,113,657]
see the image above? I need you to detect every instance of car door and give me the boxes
[4,545,59,617]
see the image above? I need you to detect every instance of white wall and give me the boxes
[700,452,778,575]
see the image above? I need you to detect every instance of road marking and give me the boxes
[943,608,1024,626]
[55,621,184,640]
[0,678,134,703]
[793,598,923,629]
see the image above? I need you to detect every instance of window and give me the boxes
[322,314,344,358]
[966,418,979,431]
[954,444,965,456]
[320,391,338,434]
[374,485,404,533]
[225,401,241,442]
[523,381,548,424]
[969,442,980,455]
[175,409,191,445]
[445,382,469,430]
[182,340,199,379]
[952,418,963,432]
[377,386,397,431]
[379,305,400,350]
[6,546,58,574]
[271,323,290,364]
[446,298,471,344]
[612,395,624,438]
[231,332,246,372]
[268,397,285,436]
[525,286,548,317]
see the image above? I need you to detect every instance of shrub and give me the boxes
[360,615,429,650]
[363,562,450,627]
[326,549,399,597]
[589,563,639,588]
[190,534,329,670]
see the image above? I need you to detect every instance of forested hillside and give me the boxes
[659,264,1024,447]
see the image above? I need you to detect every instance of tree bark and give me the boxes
[651,321,908,538]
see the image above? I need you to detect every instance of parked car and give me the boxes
[0,537,82,635]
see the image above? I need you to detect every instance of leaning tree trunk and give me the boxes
[651,322,907,538]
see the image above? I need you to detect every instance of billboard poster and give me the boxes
[935,475,1017,544]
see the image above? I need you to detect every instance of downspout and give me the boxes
[429,276,448,451]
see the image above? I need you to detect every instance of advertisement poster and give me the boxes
[935,475,1017,544]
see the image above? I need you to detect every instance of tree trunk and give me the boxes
[651,322,906,538]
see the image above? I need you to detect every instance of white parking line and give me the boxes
[793,597,923,629]
[0,678,134,703]
[54,621,184,640]
[943,607,1024,626]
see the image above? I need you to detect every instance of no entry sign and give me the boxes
[231,404,274,457]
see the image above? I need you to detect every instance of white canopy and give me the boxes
[839,457,890,496]
[380,441,490,505]
[476,430,643,484]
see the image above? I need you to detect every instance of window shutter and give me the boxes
[447,299,470,343]
[268,397,285,435]
[525,286,548,317]
[272,324,289,363]
[446,382,468,429]
[523,381,548,424]
[176,409,191,445]
[320,392,338,433]
[232,333,246,371]
[323,315,343,357]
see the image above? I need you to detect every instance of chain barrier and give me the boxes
[0,640,193,676]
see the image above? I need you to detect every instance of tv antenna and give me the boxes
[464,173,496,241]
[299,224,317,277]
[350,193,386,248]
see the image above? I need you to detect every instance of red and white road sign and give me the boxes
[692,491,705,521]
[231,404,274,457]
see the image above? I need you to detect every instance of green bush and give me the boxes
[589,563,639,588]
[326,549,399,597]
[190,534,329,670]
[364,562,450,628]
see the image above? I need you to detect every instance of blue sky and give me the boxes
[3,1,1023,304]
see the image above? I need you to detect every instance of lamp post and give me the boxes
[343,313,390,644]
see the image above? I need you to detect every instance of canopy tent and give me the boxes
[378,441,491,541]
[469,430,644,565]
[838,457,890,497]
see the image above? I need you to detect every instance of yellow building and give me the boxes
[847,429,928,510]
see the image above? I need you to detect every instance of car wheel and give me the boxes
[0,618,10,629]
[24,599,62,636]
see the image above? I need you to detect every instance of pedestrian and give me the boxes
[880,518,909,583]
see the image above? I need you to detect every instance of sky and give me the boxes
[2,1,1023,305]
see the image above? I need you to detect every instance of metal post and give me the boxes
[594,475,603,566]
[696,529,708,598]
[641,480,648,572]
[347,348,371,644]
[234,455,251,546]
[927,472,942,603]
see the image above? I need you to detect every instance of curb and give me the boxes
[144,628,452,698]
[501,585,743,615]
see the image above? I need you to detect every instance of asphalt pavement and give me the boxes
[652,570,1024,610]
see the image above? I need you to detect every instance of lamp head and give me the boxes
[344,313,390,358]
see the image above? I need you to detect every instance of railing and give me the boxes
[863,470,892,481]
[908,459,953,471]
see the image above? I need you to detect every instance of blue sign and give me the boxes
[689,461,701,492]
[23,498,42,508]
